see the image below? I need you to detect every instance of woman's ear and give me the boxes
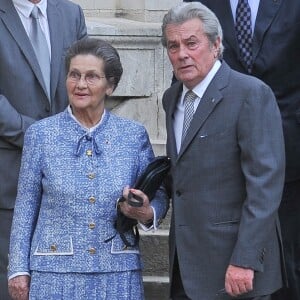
[106,85,114,97]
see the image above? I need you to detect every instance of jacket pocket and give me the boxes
[33,236,74,256]
[110,232,140,254]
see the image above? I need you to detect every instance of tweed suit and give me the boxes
[8,109,168,298]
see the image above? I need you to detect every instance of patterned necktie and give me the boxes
[181,90,197,143]
[30,6,51,99]
[235,0,252,73]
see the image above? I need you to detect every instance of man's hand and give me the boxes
[225,264,254,297]
[8,275,30,300]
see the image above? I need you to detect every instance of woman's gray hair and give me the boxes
[161,2,224,58]
[65,38,123,91]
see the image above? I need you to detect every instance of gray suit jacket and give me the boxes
[0,0,87,209]
[186,0,300,182]
[163,62,286,299]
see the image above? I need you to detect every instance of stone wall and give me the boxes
[74,0,180,22]
[86,16,173,155]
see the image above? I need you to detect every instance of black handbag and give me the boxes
[114,156,170,248]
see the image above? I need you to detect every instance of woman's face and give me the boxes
[66,54,113,114]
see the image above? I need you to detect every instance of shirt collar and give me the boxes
[67,105,106,133]
[13,0,48,19]
[182,60,221,100]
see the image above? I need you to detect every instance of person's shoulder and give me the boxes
[50,0,82,9]
[27,111,65,133]
[108,112,146,131]
[164,80,182,97]
[229,68,269,89]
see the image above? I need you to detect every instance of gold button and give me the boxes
[87,173,96,179]
[88,247,96,254]
[50,244,57,252]
[86,150,92,156]
[89,222,96,229]
[89,196,96,203]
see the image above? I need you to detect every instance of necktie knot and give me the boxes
[184,90,197,104]
[31,6,40,19]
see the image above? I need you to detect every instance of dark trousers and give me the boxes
[0,209,13,300]
[272,180,300,300]
[170,250,190,299]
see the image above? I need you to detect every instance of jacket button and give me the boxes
[89,196,96,203]
[50,244,57,252]
[86,150,92,156]
[175,190,181,196]
[89,222,96,229]
[88,247,96,254]
[87,173,96,179]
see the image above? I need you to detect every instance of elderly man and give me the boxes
[161,2,286,299]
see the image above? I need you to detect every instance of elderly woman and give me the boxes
[7,38,168,300]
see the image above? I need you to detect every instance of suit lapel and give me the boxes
[177,62,230,160]
[47,0,64,100]
[252,0,282,62]
[215,0,240,58]
[178,86,223,159]
[166,83,182,162]
[0,0,47,95]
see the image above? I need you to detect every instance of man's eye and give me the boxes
[187,41,198,49]
[168,44,178,52]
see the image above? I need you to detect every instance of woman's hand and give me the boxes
[119,187,154,224]
[8,275,30,300]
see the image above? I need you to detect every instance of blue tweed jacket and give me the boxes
[8,109,168,277]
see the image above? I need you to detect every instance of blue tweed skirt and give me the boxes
[29,270,144,300]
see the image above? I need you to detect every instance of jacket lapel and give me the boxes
[47,0,64,100]
[0,0,47,95]
[177,62,230,160]
[252,0,282,63]
[166,82,182,162]
[216,0,240,58]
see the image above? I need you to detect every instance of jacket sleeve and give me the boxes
[229,82,285,272]
[0,95,35,148]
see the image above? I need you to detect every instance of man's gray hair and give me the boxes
[161,2,224,59]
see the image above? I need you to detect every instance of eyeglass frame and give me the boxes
[67,70,106,85]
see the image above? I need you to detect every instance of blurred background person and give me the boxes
[0,0,87,298]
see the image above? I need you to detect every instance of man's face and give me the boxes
[29,0,41,4]
[165,18,220,89]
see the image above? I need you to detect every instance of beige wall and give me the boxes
[72,0,181,22]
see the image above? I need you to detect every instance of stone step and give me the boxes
[140,201,171,299]
[140,229,169,277]
[143,276,169,300]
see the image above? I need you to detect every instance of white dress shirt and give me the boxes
[13,0,51,58]
[173,60,221,153]
[230,0,260,34]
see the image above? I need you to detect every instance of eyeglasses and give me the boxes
[67,71,106,85]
